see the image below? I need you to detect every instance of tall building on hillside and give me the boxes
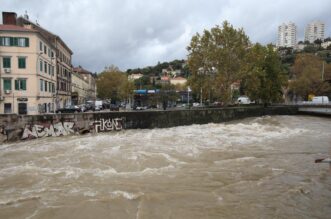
[277,22,297,48]
[304,21,325,43]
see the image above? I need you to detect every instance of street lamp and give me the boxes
[197,66,216,106]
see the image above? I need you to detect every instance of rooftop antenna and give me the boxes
[36,14,40,26]
[24,10,29,20]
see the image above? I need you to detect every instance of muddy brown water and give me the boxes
[0,115,331,219]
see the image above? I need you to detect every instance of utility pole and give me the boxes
[322,61,325,81]
[200,87,202,106]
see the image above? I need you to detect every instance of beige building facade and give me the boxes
[0,15,56,115]
[71,71,89,105]
[73,66,96,102]
[17,16,73,109]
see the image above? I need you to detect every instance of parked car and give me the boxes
[236,96,251,105]
[56,105,81,113]
[312,96,329,104]
[110,104,120,111]
[95,100,103,110]
[78,104,88,112]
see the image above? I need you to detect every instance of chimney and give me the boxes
[2,12,17,25]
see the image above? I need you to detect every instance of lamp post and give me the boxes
[187,86,191,108]
[197,66,216,106]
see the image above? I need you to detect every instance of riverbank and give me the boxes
[0,106,299,143]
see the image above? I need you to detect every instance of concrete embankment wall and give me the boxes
[0,106,298,143]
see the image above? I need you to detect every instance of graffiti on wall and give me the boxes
[20,117,125,140]
[22,122,75,139]
[94,118,123,132]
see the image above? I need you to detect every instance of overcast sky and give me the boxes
[2,0,331,72]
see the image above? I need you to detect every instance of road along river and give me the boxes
[0,115,331,219]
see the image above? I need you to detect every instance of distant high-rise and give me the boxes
[304,21,325,43]
[277,22,297,48]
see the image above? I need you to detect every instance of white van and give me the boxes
[312,96,329,104]
[237,96,251,104]
[95,100,103,110]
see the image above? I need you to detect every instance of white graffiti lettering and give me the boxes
[22,125,38,139]
[21,122,75,139]
[95,118,123,133]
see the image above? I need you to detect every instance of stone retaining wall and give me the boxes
[0,106,298,143]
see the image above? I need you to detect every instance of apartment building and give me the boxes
[17,16,73,109]
[277,22,297,48]
[0,12,56,114]
[72,66,96,102]
[304,21,325,43]
[71,71,90,105]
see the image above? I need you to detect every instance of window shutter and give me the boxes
[25,38,29,47]
[22,80,27,90]
[15,80,19,90]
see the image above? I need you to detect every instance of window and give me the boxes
[0,37,10,46]
[49,82,52,92]
[18,38,25,47]
[44,45,47,54]
[3,57,11,68]
[18,57,26,69]
[40,41,43,51]
[40,79,44,91]
[3,79,12,91]
[52,83,55,93]
[4,103,12,114]
[44,62,47,73]
[0,37,29,47]
[45,80,48,92]
[40,60,43,72]
[48,64,51,75]
[15,79,27,91]
[18,103,27,115]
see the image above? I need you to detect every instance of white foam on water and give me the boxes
[214,156,257,165]
[110,190,144,200]
[83,191,98,197]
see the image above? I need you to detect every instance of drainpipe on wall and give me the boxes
[0,58,2,99]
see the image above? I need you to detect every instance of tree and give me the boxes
[242,44,288,104]
[290,54,331,99]
[96,65,134,102]
[134,75,151,89]
[314,39,323,45]
[157,84,178,110]
[187,21,250,104]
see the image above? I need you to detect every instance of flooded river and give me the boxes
[0,115,331,219]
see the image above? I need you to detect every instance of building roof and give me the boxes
[0,24,37,32]
[17,17,73,55]
[73,66,93,75]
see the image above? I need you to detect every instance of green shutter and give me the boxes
[22,79,26,90]
[3,57,11,68]
[18,57,26,69]
[9,37,14,46]
[4,79,11,90]
[0,37,3,46]
[22,80,27,90]
[25,38,29,47]
[15,80,19,90]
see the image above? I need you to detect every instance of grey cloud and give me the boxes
[2,0,331,72]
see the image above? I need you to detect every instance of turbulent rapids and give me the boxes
[0,116,331,219]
